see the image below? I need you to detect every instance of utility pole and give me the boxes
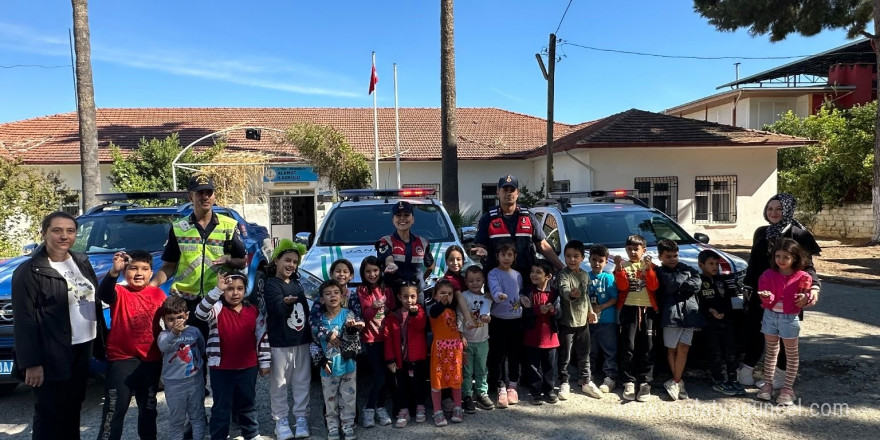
[536,33,556,197]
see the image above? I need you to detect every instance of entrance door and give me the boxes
[269,194,316,242]
[291,196,315,236]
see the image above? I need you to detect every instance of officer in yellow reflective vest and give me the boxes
[150,173,246,337]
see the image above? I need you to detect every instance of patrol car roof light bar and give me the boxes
[96,192,190,202]
[338,188,436,201]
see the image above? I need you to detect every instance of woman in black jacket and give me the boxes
[737,193,821,389]
[12,211,104,440]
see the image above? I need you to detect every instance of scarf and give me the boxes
[764,193,805,241]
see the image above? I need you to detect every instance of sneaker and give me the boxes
[713,381,737,396]
[341,424,357,440]
[599,377,616,394]
[507,387,519,405]
[294,417,310,439]
[450,406,463,423]
[636,383,652,402]
[433,410,448,427]
[275,417,294,440]
[546,390,559,404]
[776,387,796,406]
[496,387,509,408]
[622,382,636,401]
[582,381,602,399]
[737,365,755,386]
[664,379,680,401]
[729,380,746,396]
[441,397,455,413]
[756,383,773,401]
[394,410,410,428]
[327,426,340,440]
[678,380,689,400]
[530,394,544,405]
[361,408,376,428]
[462,396,476,414]
[558,383,571,400]
[375,407,392,426]
[476,393,495,410]
[415,405,427,423]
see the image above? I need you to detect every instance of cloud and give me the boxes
[490,87,523,102]
[0,22,359,98]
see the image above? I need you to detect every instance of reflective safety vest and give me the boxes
[171,213,239,299]
[378,233,430,283]
[486,206,536,273]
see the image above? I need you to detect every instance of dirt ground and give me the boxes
[715,237,880,287]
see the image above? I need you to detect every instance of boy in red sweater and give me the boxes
[520,260,561,405]
[96,250,167,440]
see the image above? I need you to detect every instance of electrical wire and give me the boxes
[560,41,819,60]
[0,64,70,69]
[555,0,574,35]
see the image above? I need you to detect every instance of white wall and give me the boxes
[747,97,799,129]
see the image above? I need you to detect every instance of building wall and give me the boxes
[679,96,811,130]
[810,202,874,238]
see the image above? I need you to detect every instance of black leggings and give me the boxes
[488,317,523,389]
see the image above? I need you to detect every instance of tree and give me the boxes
[108,133,223,204]
[694,0,880,243]
[0,157,74,256]
[440,0,460,212]
[766,104,874,213]
[201,152,270,207]
[71,0,100,211]
[282,123,372,190]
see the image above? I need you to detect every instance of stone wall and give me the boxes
[809,202,874,238]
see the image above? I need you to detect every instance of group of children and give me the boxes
[96,231,812,440]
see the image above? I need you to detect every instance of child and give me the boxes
[613,234,659,402]
[587,244,619,394]
[357,255,395,428]
[264,239,312,439]
[520,260,561,405]
[697,249,745,396]
[312,280,365,440]
[655,239,704,401]
[196,272,271,440]
[310,259,363,339]
[461,265,494,413]
[96,250,167,440]
[157,296,207,440]
[428,279,465,426]
[441,245,477,330]
[756,238,812,406]
[487,242,524,408]
[383,280,429,428]
[556,240,600,400]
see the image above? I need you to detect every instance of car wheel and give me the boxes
[250,269,268,315]
[0,383,18,396]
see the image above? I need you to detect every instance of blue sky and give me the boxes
[0,1,855,124]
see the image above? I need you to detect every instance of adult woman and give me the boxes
[12,211,105,439]
[737,193,821,388]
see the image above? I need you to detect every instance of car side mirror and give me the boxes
[22,243,38,255]
[295,232,313,248]
[694,232,710,244]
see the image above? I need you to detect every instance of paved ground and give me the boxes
[1,281,877,439]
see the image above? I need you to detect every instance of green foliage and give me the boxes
[108,133,223,205]
[0,157,74,256]
[447,209,481,232]
[766,104,874,213]
[283,123,371,190]
[516,183,546,208]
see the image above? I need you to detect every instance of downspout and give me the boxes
[564,150,596,190]
[732,89,744,127]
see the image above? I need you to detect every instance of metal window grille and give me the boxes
[61,192,81,216]
[552,180,571,192]
[693,175,737,223]
[481,183,498,214]
[634,176,678,220]
[402,183,440,198]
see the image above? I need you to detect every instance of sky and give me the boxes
[0,1,857,125]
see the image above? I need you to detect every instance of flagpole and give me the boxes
[372,52,380,189]
[393,63,401,189]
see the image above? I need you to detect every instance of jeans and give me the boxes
[524,347,557,396]
[363,341,388,409]
[97,358,161,440]
[209,367,259,440]
[618,306,657,385]
[558,324,590,384]
[589,323,618,380]
[705,320,737,382]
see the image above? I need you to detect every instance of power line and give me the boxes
[0,64,71,69]
[555,0,573,35]
[560,41,818,60]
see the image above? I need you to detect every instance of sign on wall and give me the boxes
[264,166,318,183]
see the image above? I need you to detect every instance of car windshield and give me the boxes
[318,204,455,245]
[73,214,175,254]
[561,210,693,248]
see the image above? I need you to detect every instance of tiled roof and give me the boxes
[525,108,812,157]
[0,107,581,164]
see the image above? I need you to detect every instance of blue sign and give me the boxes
[264,166,318,183]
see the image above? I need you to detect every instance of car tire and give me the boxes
[250,269,268,315]
[0,383,18,396]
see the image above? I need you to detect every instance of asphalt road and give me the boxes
[1,281,877,440]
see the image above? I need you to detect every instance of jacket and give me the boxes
[697,273,736,321]
[614,261,660,311]
[12,248,106,380]
[476,206,540,273]
[655,262,705,328]
[358,284,396,344]
[758,269,811,315]
[195,287,271,369]
[383,305,428,368]
[744,225,821,308]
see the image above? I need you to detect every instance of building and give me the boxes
[0,107,809,241]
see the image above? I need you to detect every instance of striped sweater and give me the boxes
[195,287,271,369]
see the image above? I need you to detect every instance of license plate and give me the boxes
[0,360,13,375]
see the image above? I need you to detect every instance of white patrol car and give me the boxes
[298,188,472,291]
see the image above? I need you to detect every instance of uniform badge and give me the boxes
[492,220,502,229]
[415,246,423,255]
[178,220,191,231]
[506,175,512,182]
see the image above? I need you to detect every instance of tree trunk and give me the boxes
[872,0,880,244]
[72,0,100,211]
[440,0,459,212]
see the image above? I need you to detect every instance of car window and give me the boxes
[561,210,692,248]
[542,214,561,254]
[73,214,175,254]
[318,204,455,246]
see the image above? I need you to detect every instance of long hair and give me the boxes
[770,238,808,272]
[359,255,384,288]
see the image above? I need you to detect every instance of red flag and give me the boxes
[369,62,378,95]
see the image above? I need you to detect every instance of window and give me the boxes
[481,183,498,214]
[542,214,561,254]
[694,176,737,223]
[634,177,678,220]
[62,191,81,216]
[552,180,570,192]
[402,183,440,198]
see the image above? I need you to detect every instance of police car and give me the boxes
[531,190,747,298]
[298,188,471,290]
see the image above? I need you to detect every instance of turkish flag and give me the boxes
[369,62,378,95]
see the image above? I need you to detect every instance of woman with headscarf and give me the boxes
[737,193,821,388]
